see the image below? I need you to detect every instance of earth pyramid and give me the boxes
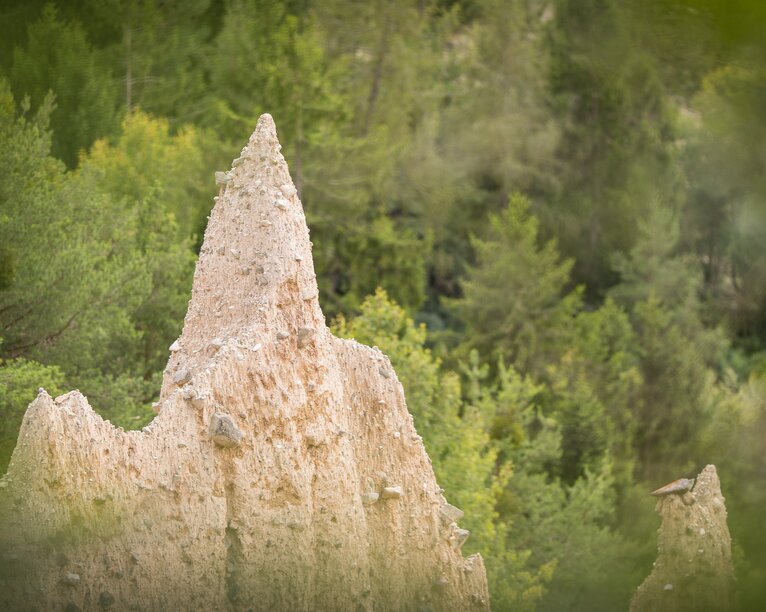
[0,115,490,611]
[631,465,734,612]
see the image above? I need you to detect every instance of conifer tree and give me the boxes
[9,5,119,167]
[452,193,580,376]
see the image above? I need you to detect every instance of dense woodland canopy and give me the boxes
[1,0,765,609]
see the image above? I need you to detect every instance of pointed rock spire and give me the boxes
[162,114,322,396]
[631,465,734,612]
[0,116,489,611]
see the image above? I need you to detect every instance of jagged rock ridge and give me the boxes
[0,115,489,611]
[631,465,734,612]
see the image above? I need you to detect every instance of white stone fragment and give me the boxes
[215,171,232,186]
[381,486,403,500]
[62,573,80,586]
[453,528,470,550]
[440,502,464,525]
[173,369,191,385]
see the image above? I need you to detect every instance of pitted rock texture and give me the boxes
[630,465,734,612]
[0,115,489,611]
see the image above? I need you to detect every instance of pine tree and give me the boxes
[545,0,681,298]
[8,4,119,167]
[452,193,580,376]
[609,200,726,479]
[333,289,551,611]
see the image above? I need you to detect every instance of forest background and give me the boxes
[1,0,765,609]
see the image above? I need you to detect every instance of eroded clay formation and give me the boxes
[0,115,489,611]
[631,465,734,612]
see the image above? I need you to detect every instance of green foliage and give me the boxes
[514,460,644,612]
[611,200,701,310]
[333,289,505,542]
[209,2,352,191]
[315,216,430,314]
[209,1,438,316]
[452,194,580,375]
[334,289,550,610]
[702,373,766,609]
[58,112,199,423]
[549,299,641,483]
[546,0,682,297]
[0,79,141,371]
[476,351,641,612]
[81,111,208,238]
[2,1,766,609]
[0,347,65,473]
[79,0,213,119]
[78,113,200,367]
[609,200,727,478]
[8,4,119,166]
[683,65,766,342]
[629,297,718,477]
[0,85,193,427]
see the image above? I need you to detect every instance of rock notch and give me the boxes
[0,115,489,611]
[630,465,734,612]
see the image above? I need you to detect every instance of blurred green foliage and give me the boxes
[1,0,765,608]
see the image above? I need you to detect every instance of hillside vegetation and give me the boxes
[1,1,765,609]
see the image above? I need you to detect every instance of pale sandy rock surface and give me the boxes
[0,115,489,611]
[630,465,734,612]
